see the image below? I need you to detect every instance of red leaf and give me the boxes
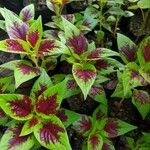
[9,96,33,117]
[63,14,74,22]
[22,9,33,22]
[17,63,40,75]
[57,110,68,122]
[95,60,110,70]
[89,135,100,150]
[6,39,26,52]
[10,22,28,40]
[87,49,101,60]
[102,143,111,150]
[40,121,65,144]
[34,84,47,99]
[104,118,119,138]
[36,94,59,115]
[67,34,88,55]
[142,41,150,62]
[0,108,6,118]
[27,31,39,47]
[8,124,28,149]
[131,70,148,86]
[74,68,96,82]
[38,40,59,56]
[133,90,150,104]
[29,117,38,128]
[79,116,92,133]
[89,86,103,97]
[67,79,78,89]
[120,44,137,62]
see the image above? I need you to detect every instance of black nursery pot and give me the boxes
[0,0,24,14]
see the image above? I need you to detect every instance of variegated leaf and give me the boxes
[14,61,41,88]
[72,63,96,100]
[30,70,52,100]
[35,82,65,118]
[57,108,81,127]
[0,39,30,54]
[26,16,42,50]
[0,94,33,120]
[132,89,150,119]
[19,4,35,22]
[0,123,35,150]
[34,116,72,150]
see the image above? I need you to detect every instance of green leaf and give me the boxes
[132,89,150,119]
[72,63,96,100]
[0,20,5,30]
[0,76,14,93]
[122,69,132,97]
[0,60,22,70]
[0,108,8,126]
[35,81,65,119]
[102,138,115,150]
[138,0,150,9]
[20,116,39,136]
[117,33,137,64]
[26,16,42,50]
[0,94,33,120]
[88,133,103,150]
[0,123,35,150]
[30,69,52,100]
[34,116,72,150]
[101,118,137,138]
[62,16,80,39]
[57,108,81,127]
[14,61,41,88]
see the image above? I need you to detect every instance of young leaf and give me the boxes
[30,70,52,100]
[20,116,39,136]
[101,118,137,138]
[92,105,108,122]
[89,84,107,105]
[72,63,96,100]
[0,123,35,150]
[19,4,35,22]
[0,94,33,120]
[3,8,28,40]
[73,115,92,136]
[0,39,30,54]
[14,61,41,88]
[102,138,115,150]
[57,108,81,127]
[117,33,137,63]
[34,116,72,150]
[35,82,65,118]
[63,75,80,99]
[88,134,103,150]
[26,16,42,50]
[132,89,150,119]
